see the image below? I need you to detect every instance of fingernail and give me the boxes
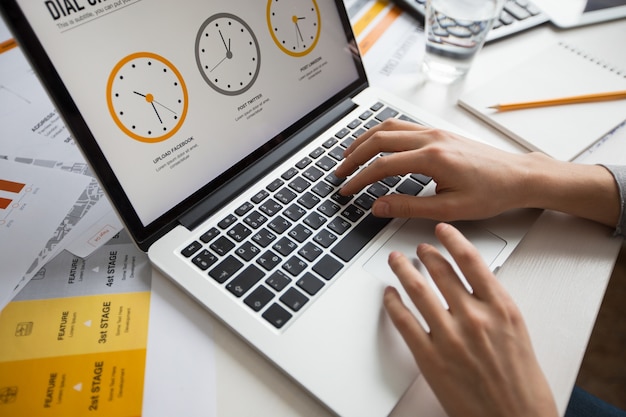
[373,201,389,217]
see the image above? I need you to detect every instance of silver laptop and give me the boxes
[1,0,534,414]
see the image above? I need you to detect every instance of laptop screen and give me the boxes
[8,0,362,240]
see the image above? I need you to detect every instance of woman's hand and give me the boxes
[335,118,620,228]
[384,223,559,417]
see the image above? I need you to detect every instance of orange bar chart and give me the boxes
[0,179,26,209]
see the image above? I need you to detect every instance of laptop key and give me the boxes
[244,210,268,229]
[251,228,276,247]
[375,107,399,122]
[410,173,433,185]
[282,255,307,276]
[331,214,392,262]
[298,242,323,262]
[322,137,338,148]
[283,203,306,221]
[263,303,292,328]
[328,146,345,161]
[267,178,284,192]
[268,215,292,234]
[257,250,282,271]
[259,198,282,217]
[235,241,260,262]
[275,187,297,204]
[309,146,325,159]
[218,214,237,229]
[313,229,338,248]
[311,182,333,198]
[354,193,375,211]
[273,236,297,256]
[192,249,218,270]
[209,255,243,283]
[297,272,325,296]
[265,270,291,292]
[244,285,275,312]
[210,236,235,256]
[396,178,424,196]
[227,223,252,242]
[317,200,341,217]
[227,264,265,297]
[281,167,299,180]
[302,166,324,182]
[367,182,389,198]
[315,156,337,171]
[297,192,320,209]
[199,227,220,243]
[341,204,365,222]
[181,240,202,257]
[288,224,312,243]
[328,218,351,235]
[289,176,311,193]
[235,201,254,216]
[313,255,343,280]
[251,190,269,204]
[280,287,309,311]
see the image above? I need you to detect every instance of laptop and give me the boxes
[0,0,534,414]
[531,0,626,28]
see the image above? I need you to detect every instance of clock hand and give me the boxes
[139,92,163,124]
[294,23,303,48]
[293,16,306,46]
[152,99,178,115]
[151,102,163,124]
[210,55,228,72]
[219,30,231,54]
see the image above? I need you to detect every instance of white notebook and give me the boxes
[458,41,626,161]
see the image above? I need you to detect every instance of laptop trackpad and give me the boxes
[363,219,506,325]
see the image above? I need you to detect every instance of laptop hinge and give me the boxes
[179,97,359,231]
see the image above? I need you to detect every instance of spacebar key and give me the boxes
[331,214,392,262]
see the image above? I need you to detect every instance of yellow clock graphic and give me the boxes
[106,52,188,143]
[195,13,261,96]
[267,0,321,57]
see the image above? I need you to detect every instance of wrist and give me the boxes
[520,153,620,227]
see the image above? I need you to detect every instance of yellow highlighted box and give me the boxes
[0,350,145,417]
[0,292,150,362]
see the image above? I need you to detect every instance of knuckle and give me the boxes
[369,155,394,175]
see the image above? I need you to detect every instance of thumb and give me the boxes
[372,194,456,221]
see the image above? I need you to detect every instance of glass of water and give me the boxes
[422,0,505,83]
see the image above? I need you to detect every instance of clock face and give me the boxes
[106,52,188,143]
[267,0,321,57]
[195,13,261,96]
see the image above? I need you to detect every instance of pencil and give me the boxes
[0,38,18,55]
[488,90,626,112]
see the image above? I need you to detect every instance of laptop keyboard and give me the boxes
[180,102,432,329]
[394,0,549,42]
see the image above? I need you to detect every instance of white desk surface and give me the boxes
[145,18,626,417]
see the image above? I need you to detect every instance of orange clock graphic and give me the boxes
[267,0,321,57]
[107,52,188,143]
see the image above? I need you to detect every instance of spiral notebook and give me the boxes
[459,41,626,161]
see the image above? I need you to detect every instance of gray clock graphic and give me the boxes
[195,13,261,96]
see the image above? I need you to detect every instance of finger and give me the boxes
[434,223,501,300]
[371,193,464,221]
[383,286,432,359]
[387,251,449,330]
[335,125,433,179]
[415,240,474,312]
[339,148,433,195]
[343,118,430,158]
